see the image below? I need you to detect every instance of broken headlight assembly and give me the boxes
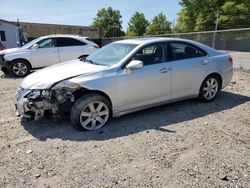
[26,89,53,100]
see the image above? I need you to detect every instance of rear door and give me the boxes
[168,41,208,99]
[56,37,86,62]
[31,38,60,67]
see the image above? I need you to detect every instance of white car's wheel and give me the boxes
[199,75,220,102]
[10,60,30,77]
[70,93,111,131]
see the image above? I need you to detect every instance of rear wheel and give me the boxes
[199,75,220,102]
[70,93,111,131]
[10,60,30,77]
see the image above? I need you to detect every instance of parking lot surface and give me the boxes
[0,69,249,187]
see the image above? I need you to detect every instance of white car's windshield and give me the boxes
[85,43,137,66]
[21,37,43,48]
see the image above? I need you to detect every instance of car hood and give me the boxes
[20,59,106,89]
[0,48,26,55]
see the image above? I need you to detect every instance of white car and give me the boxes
[0,35,99,77]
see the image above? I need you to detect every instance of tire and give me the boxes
[198,75,220,102]
[10,60,31,77]
[70,93,112,131]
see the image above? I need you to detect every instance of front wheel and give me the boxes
[10,60,30,77]
[198,75,220,102]
[70,93,111,131]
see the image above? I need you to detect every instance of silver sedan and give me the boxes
[15,38,233,130]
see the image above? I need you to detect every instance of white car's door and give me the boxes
[57,37,86,62]
[31,38,59,67]
[117,43,172,111]
[169,41,208,99]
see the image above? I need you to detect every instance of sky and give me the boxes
[0,0,181,30]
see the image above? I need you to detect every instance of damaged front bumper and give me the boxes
[0,55,10,74]
[14,87,75,120]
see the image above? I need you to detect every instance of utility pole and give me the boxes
[172,19,175,37]
[212,10,219,48]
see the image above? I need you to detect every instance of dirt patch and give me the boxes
[0,69,249,187]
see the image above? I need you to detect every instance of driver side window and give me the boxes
[37,38,55,48]
[132,43,166,66]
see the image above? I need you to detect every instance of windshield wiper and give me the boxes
[84,59,98,65]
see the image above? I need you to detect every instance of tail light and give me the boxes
[94,45,100,49]
[0,45,6,51]
[229,57,233,64]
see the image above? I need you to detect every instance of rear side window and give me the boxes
[56,37,86,47]
[169,42,207,61]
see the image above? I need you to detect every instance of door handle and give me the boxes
[160,68,169,73]
[202,60,209,65]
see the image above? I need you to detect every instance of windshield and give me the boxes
[85,43,137,66]
[21,37,43,48]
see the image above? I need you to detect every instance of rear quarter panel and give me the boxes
[206,53,233,88]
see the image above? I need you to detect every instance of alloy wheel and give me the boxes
[203,77,219,100]
[79,101,109,130]
[13,62,28,76]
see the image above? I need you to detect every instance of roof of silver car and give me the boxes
[115,37,174,44]
[114,37,220,56]
[115,37,193,45]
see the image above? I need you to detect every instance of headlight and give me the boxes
[26,90,41,99]
[41,89,51,98]
[26,89,52,99]
[52,80,80,90]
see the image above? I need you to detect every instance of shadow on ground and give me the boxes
[21,91,250,141]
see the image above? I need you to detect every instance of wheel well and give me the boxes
[72,88,113,109]
[206,73,222,89]
[11,58,32,69]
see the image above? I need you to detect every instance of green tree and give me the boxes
[127,12,149,36]
[92,7,124,37]
[146,13,172,35]
[219,1,250,29]
[176,0,250,32]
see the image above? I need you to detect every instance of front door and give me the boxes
[117,42,172,112]
[31,38,59,67]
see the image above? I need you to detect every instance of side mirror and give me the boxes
[31,44,39,49]
[126,60,143,70]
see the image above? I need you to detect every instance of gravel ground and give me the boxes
[0,69,249,188]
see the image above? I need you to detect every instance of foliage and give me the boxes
[92,7,124,37]
[127,12,149,36]
[176,0,250,32]
[146,13,172,35]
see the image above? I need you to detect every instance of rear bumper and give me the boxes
[222,68,233,89]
